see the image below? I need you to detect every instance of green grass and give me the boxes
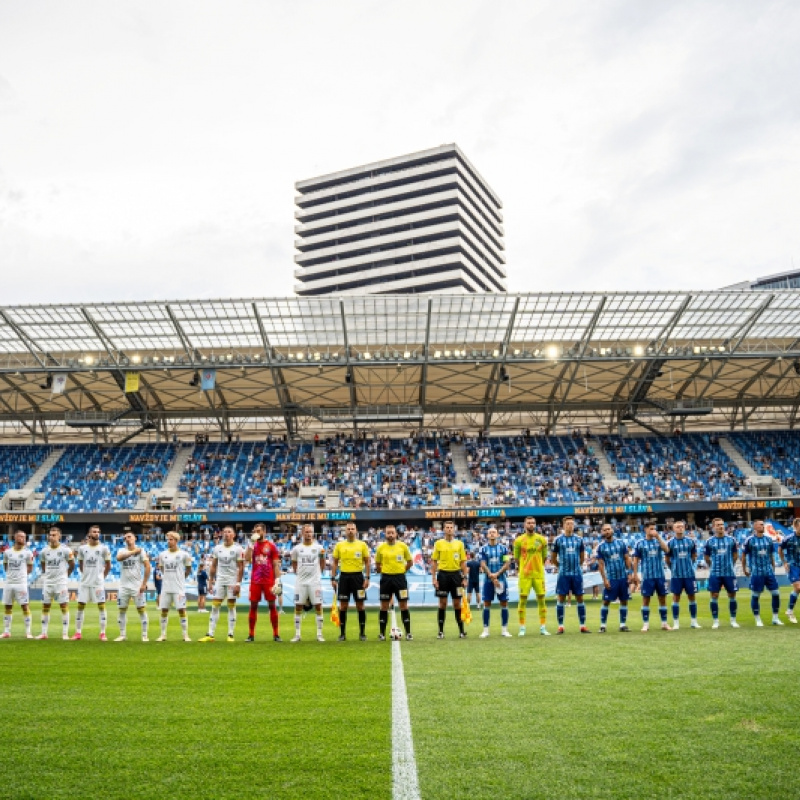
[1,594,800,799]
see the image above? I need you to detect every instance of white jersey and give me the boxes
[213,543,244,585]
[118,548,149,591]
[77,543,111,587]
[291,543,325,582]
[3,547,33,586]
[158,548,192,594]
[41,544,73,585]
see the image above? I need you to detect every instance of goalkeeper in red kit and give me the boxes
[245,524,283,642]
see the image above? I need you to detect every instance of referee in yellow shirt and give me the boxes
[375,524,413,641]
[431,520,468,638]
[332,522,371,641]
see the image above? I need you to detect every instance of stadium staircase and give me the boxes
[718,436,787,497]
[592,439,640,498]
[145,443,195,510]
[450,442,471,483]
[7,448,65,510]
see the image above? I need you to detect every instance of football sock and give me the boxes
[729,598,738,619]
[23,614,31,636]
[180,616,188,637]
[789,592,798,611]
[294,614,302,636]
[98,609,107,635]
[672,602,680,621]
[437,607,445,633]
[209,605,220,635]
[401,609,411,634]
[249,603,258,636]
[751,594,760,616]
[771,590,781,614]
[316,614,323,634]
[501,607,509,627]
[358,609,366,635]
[537,595,547,625]
[517,598,527,625]
[118,610,127,637]
[3,614,10,634]
[689,602,697,620]
[228,608,237,636]
[379,609,388,635]
[340,608,348,637]
[455,607,464,634]
[577,603,586,625]
[160,616,168,637]
[75,609,84,633]
[139,611,148,636]
[710,599,719,619]
[556,602,565,625]
[41,614,50,636]
[269,605,279,636]
[600,606,609,625]
[642,607,650,623]
[482,607,490,627]
[658,606,667,623]
[620,606,628,625]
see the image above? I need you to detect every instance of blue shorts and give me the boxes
[750,574,779,593]
[556,574,584,598]
[467,580,481,595]
[641,578,669,598]
[670,577,697,597]
[788,566,800,584]
[482,580,508,604]
[708,575,738,595]
[602,578,629,604]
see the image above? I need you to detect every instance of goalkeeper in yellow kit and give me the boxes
[513,516,550,636]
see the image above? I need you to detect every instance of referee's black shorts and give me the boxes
[337,572,366,602]
[435,570,464,600]
[380,573,408,602]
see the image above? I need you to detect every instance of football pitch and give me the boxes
[1,594,799,800]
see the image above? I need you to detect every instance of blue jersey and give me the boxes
[634,539,666,580]
[704,535,738,577]
[596,539,629,581]
[667,537,697,579]
[552,534,584,576]
[479,543,509,584]
[743,535,774,577]
[781,533,800,568]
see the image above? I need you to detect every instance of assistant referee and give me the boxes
[375,524,413,641]
[431,520,468,639]
[332,522,371,642]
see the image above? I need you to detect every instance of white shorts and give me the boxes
[78,586,106,605]
[42,584,69,605]
[2,584,29,607]
[213,582,240,601]
[294,581,323,607]
[118,588,146,609]
[159,592,187,611]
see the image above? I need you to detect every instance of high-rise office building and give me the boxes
[293,144,506,295]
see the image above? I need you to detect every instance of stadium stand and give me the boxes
[600,434,747,500]
[0,445,53,494]
[36,444,176,512]
[728,430,800,494]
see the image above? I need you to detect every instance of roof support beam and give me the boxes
[547,296,607,430]
[339,300,358,426]
[0,309,48,368]
[483,296,520,431]
[418,298,433,413]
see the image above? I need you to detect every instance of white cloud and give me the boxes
[0,0,798,304]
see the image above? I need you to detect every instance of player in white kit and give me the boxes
[199,526,245,643]
[156,531,193,642]
[289,524,326,643]
[2,530,34,639]
[115,530,151,642]
[71,525,112,641]
[38,526,75,640]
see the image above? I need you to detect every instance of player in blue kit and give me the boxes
[666,520,701,629]
[778,517,800,624]
[478,527,512,638]
[595,523,632,633]
[703,517,740,629]
[632,523,671,632]
[551,517,590,634]
[742,519,783,627]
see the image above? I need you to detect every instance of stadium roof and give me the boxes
[1,290,800,440]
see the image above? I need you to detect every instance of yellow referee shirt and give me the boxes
[332,539,370,573]
[375,542,412,575]
[431,538,466,572]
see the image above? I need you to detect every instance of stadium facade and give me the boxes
[293,144,507,296]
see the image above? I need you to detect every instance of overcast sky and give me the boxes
[1,1,799,305]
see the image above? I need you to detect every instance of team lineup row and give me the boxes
[3,516,800,641]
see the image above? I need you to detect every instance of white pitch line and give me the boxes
[391,607,421,800]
